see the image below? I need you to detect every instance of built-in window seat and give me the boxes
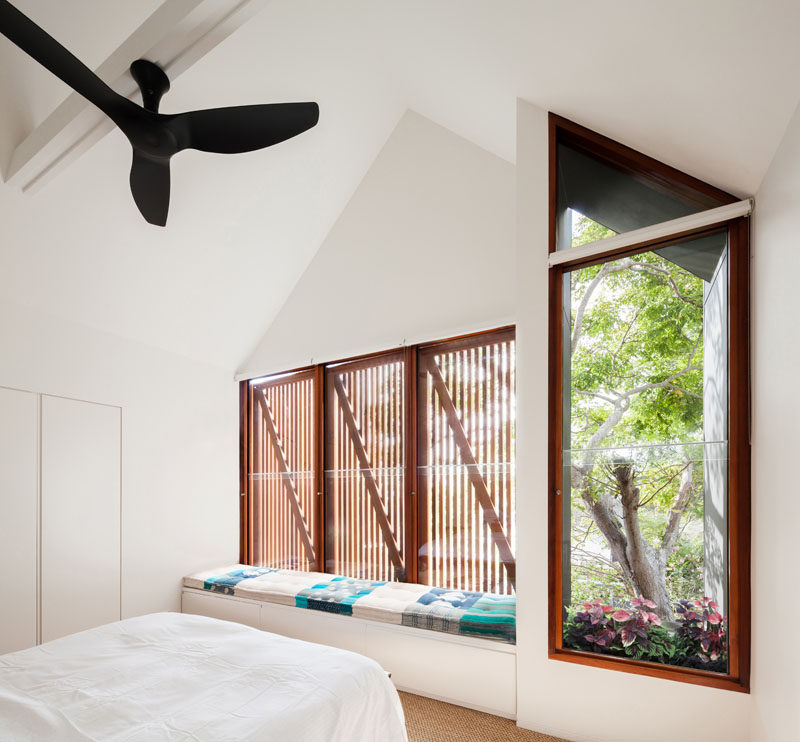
[181,565,517,717]
[184,566,516,643]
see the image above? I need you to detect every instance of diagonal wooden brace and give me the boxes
[423,357,516,588]
[256,389,316,567]
[332,374,406,578]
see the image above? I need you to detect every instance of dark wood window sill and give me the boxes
[550,647,749,693]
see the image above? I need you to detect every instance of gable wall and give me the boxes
[238,110,515,378]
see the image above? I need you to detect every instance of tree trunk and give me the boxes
[612,462,674,621]
[575,467,634,587]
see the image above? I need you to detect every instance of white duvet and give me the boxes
[0,612,407,742]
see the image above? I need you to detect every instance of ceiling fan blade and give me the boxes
[169,102,319,154]
[0,0,130,121]
[129,150,171,226]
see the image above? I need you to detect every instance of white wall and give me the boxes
[0,300,238,619]
[750,101,800,742]
[513,99,752,742]
[238,110,515,378]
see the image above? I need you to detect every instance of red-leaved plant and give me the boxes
[566,596,662,657]
[674,597,727,664]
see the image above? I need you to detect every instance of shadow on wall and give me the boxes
[0,45,34,180]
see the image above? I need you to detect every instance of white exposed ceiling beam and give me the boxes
[5,0,268,193]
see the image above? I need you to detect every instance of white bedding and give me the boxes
[0,612,407,741]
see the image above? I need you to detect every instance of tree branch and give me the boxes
[571,261,634,353]
[581,399,629,469]
[687,328,703,366]
[628,263,702,308]
[573,388,618,405]
[624,366,702,398]
[610,306,642,375]
[637,462,691,508]
[574,363,701,469]
[664,383,702,400]
[660,460,696,557]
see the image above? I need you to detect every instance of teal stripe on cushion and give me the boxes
[342,586,385,606]
[461,613,515,624]
[295,577,387,615]
[458,593,517,643]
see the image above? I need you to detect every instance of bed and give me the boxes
[0,612,408,741]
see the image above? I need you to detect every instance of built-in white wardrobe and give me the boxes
[0,386,121,653]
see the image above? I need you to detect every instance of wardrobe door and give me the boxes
[0,387,38,653]
[41,396,121,642]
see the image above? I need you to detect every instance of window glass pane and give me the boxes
[556,141,730,251]
[561,234,729,673]
[418,331,516,595]
[325,354,406,581]
[249,371,317,570]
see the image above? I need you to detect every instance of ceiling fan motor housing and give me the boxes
[129,59,170,113]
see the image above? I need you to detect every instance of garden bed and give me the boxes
[562,596,727,674]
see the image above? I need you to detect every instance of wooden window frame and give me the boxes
[240,367,322,568]
[324,349,408,580]
[547,114,751,692]
[417,328,517,593]
[240,325,516,589]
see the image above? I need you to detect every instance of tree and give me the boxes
[567,215,705,621]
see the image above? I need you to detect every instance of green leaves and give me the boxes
[568,236,704,450]
[571,213,616,248]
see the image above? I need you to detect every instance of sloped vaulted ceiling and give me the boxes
[1,0,799,370]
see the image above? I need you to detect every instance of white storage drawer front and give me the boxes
[259,601,367,654]
[182,590,260,629]
[364,623,516,717]
[181,588,516,718]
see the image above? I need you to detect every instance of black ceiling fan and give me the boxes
[0,0,319,226]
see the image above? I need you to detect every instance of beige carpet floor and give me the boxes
[399,692,571,742]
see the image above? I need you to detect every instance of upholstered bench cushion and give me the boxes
[184,565,516,644]
[351,581,431,625]
[295,576,388,615]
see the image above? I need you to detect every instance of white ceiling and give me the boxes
[0,0,163,165]
[1,0,799,370]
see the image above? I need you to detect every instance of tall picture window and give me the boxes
[548,115,750,691]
